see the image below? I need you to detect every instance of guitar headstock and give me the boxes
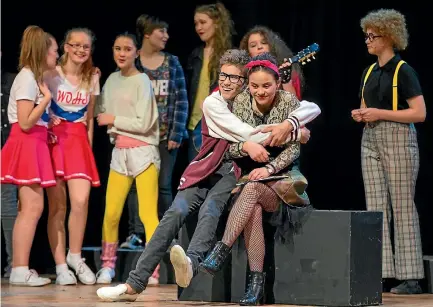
[290,43,320,65]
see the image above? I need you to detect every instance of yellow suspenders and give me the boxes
[361,60,406,111]
[361,63,376,108]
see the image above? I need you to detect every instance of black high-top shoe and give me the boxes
[239,271,266,306]
[199,241,231,275]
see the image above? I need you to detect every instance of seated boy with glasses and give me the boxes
[96,49,320,301]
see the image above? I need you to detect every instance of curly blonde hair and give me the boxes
[360,9,409,51]
[195,2,234,84]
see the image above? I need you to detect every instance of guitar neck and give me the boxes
[287,43,320,65]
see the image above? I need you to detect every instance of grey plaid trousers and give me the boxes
[361,121,424,280]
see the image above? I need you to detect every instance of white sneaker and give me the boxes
[56,270,77,285]
[97,284,138,302]
[170,245,193,288]
[66,256,96,285]
[148,276,159,285]
[147,264,160,286]
[9,269,51,287]
[96,267,115,284]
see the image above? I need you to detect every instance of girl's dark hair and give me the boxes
[240,25,304,89]
[115,32,140,49]
[114,32,143,72]
[136,14,168,45]
[247,52,279,81]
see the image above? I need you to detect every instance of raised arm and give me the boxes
[204,94,320,146]
[202,95,270,143]
[288,99,321,129]
[256,99,321,146]
[17,76,51,132]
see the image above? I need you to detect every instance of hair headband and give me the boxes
[245,60,280,77]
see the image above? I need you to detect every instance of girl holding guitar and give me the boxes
[239,25,319,146]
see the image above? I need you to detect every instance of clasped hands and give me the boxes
[255,120,310,147]
[351,108,382,122]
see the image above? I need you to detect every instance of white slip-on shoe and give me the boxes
[96,284,139,302]
[9,269,51,287]
[170,244,193,288]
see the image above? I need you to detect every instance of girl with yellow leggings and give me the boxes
[95,32,160,284]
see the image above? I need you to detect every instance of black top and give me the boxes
[1,71,17,148]
[358,54,422,110]
[186,46,218,116]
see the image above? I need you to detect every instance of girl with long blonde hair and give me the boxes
[45,27,100,285]
[1,25,58,286]
[186,2,234,161]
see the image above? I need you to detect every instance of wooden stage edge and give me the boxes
[1,278,433,307]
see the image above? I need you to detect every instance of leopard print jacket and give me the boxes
[227,89,300,174]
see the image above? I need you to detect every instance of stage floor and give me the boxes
[1,279,433,306]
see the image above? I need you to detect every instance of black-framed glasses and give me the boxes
[218,72,245,83]
[66,43,91,51]
[364,33,382,42]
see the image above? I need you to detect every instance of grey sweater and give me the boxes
[97,71,159,145]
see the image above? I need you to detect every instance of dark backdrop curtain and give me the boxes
[1,0,431,273]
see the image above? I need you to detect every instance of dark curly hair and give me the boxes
[240,25,304,88]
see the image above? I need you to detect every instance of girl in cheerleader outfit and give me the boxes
[1,25,58,286]
[45,28,100,285]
